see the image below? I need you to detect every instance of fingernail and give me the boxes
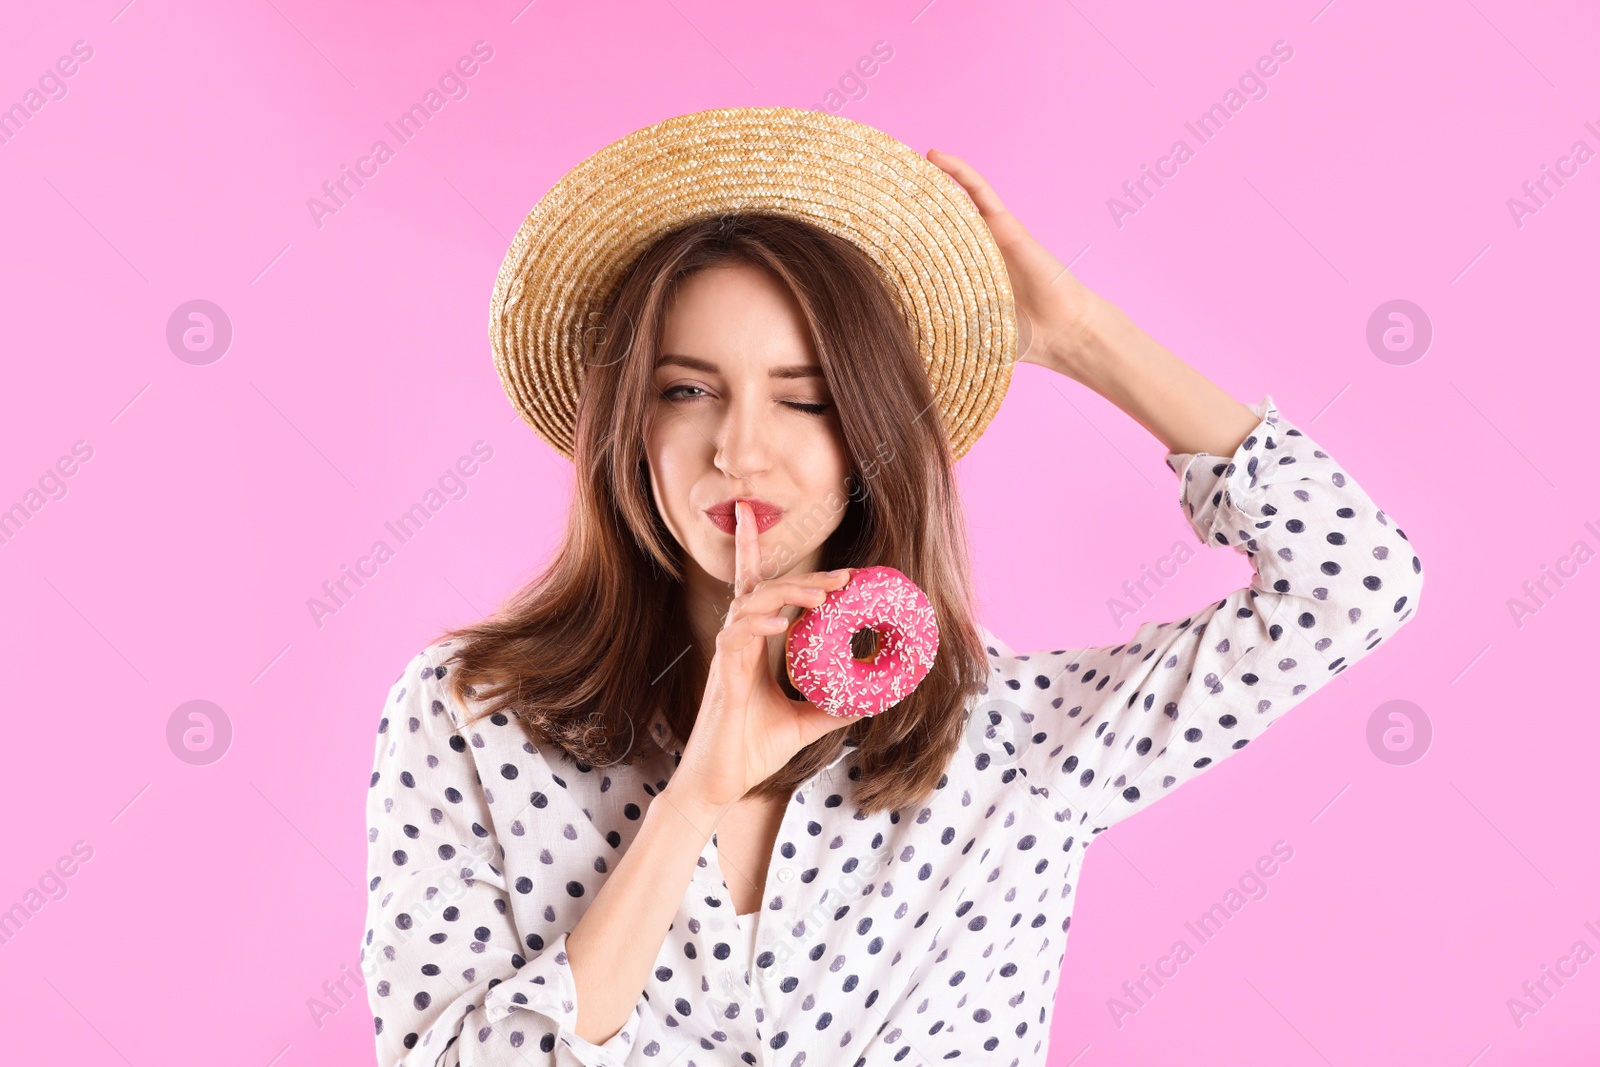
[802,586,823,595]
[829,569,849,579]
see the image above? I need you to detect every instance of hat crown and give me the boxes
[490,105,1016,462]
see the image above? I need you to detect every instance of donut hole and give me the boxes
[850,627,882,662]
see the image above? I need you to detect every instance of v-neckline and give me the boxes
[707,825,773,939]
[701,753,850,945]
[653,706,859,945]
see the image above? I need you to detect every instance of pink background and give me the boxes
[2,0,1596,1063]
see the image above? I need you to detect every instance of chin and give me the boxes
[683,542,734,584]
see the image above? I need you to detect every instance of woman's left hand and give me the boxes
[926,148,1100,371]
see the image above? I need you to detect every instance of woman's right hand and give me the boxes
[666,501,857,813]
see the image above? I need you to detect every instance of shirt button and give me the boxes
[777,867,794,883]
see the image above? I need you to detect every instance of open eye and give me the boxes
[661,385,708,402]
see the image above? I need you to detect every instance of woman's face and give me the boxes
[645,261,852,588]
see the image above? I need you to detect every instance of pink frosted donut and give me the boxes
[784,565,940,718]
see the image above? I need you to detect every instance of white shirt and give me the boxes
[362,394,1424,1066]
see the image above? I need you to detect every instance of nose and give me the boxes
[713,391,772,481]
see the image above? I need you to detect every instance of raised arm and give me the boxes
[995,391,1423,835]
[924,148,1422,839]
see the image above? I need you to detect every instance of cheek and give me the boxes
[645,421,700,517]
[821,424,852,483]
[797,423,852,496]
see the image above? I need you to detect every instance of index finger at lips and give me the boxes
[733,501,761,598]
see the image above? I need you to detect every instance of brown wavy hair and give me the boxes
[434,213,990,815]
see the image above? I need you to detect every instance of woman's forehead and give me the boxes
[661,265,814,349]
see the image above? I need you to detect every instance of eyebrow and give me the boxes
[655,353,825,380]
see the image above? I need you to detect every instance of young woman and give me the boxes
[362,116,1423,1067]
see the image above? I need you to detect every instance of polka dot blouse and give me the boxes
[362,394,1424,1066]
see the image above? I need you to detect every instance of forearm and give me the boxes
[1046,293,1261,458]
[566,785,732,1045]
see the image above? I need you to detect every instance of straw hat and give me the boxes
[488,105,1017,462]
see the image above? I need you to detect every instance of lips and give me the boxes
[705,497,785,535]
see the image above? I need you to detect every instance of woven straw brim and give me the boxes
[489,105,1017,462]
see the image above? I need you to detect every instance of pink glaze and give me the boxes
[784,565,940,718]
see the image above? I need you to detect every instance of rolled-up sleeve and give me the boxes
[362,647,642,1066]
[993,394,1425,835]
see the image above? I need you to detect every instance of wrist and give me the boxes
[1033,288,1112,381]
[657,784,735,836]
